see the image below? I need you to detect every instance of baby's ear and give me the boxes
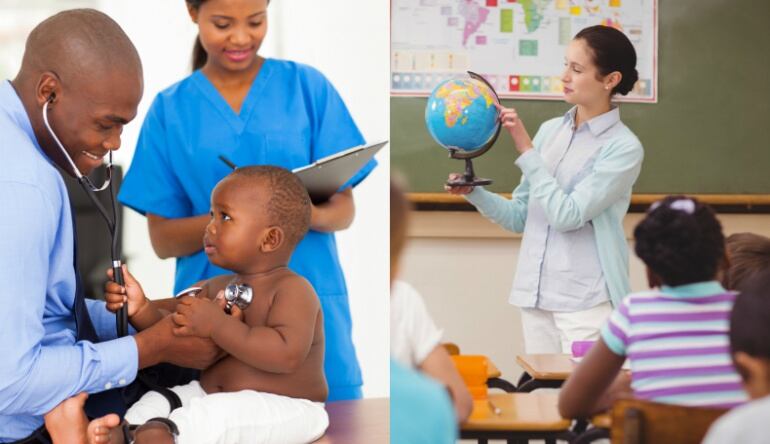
[260,227,285,253]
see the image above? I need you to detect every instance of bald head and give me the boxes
[19,8,141,88]
[12,9,143,178]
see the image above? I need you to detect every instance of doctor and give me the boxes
[0,9,220,443]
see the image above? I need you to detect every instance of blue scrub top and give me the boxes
[119,59,376,400]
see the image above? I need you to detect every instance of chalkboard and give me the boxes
[392,0,770,196]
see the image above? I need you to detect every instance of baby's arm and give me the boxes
[174,276,319,373]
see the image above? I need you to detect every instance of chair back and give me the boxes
[610,398,728,444]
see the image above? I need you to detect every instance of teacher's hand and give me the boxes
[444,173,475,195]
[495,104,534,155]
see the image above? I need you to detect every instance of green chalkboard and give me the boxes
[392,0,770,195]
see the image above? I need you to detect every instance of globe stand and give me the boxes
[445,148,492,187]
[440,71,503,189]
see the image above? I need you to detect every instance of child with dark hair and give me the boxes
[703,270,770,443]
[47,166,328,444]
[559,196,747,418]
[447,24,644,355]
[721,232,770,291]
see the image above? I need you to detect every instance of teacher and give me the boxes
[447,25,644,354]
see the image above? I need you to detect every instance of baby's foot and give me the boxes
[44,392,90,444]
[87,414,122,444]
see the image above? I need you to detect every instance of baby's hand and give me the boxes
[172,291,243,338]
[104,265,148,318]
[172,297,225,338]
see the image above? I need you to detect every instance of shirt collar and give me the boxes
[660,280,728,298]
[1,80,42,152]
[563,105,621,136]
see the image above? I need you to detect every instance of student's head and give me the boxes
[729,269,770,399]
[13,9,143,177]
[390,177,412,283]
[186,0,269,72]
[721,232,770,291]
[563,25,638,106]
[205,165,310,273]
[634,196,725,287]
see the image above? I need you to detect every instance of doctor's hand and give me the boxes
[444,173,475,195]
[104,265,148,318]
[495,104,533,155]
[137,315,224,370]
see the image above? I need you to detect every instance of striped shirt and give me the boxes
[601,281,747,408]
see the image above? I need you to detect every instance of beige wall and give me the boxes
[398,211,770,387]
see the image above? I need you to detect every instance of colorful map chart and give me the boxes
[392,0,658,102]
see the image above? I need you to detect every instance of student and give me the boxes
[721,232,770,291]
[446,25,644,354]
[703,270,770,444]
[558,196,747,419]
[390,280,473,422]
[46,166,328,444]
[118,0,377,401]
[390,180,457,444]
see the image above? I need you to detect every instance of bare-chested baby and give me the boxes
[45,166,328,444]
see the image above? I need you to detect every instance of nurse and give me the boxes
[119,0,376,401]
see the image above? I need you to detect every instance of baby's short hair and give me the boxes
[230,166,311,248]
[730,268,770,360]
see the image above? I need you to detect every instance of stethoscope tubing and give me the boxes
[43,100,129,337]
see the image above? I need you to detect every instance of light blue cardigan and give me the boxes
[465,115,644,308]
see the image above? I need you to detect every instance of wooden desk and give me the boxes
[461,392,574,443]
[515,354,576,392]
[314,398,389,444]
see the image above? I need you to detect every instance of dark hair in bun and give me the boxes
[575,25,639,96]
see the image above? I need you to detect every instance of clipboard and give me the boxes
[292,140,387,203]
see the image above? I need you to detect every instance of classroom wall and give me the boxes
[398,211,770,385]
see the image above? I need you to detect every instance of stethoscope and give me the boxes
[43,98,129,337]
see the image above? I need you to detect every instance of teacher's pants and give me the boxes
[520,301,613,354]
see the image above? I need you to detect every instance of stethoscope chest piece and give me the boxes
[224,283,253,313]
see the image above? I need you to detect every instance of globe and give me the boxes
[425,75,500,153]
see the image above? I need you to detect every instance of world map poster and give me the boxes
[391,0,658,102]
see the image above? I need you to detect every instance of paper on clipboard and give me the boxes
[292,141,387,204]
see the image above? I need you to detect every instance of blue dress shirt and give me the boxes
[0,80,137,442]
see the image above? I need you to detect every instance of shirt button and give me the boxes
[104,382,113,390]
[119,379,126,386]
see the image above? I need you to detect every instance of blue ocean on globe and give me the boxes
[425,77,499,152]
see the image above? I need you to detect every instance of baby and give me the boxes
[46,166,328,444]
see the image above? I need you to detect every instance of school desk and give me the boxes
[460,392,575,443]
[515,354,576,392]
[313,397,389,444]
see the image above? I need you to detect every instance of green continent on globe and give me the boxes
[435,80,496,128]
[519,0,551,33]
